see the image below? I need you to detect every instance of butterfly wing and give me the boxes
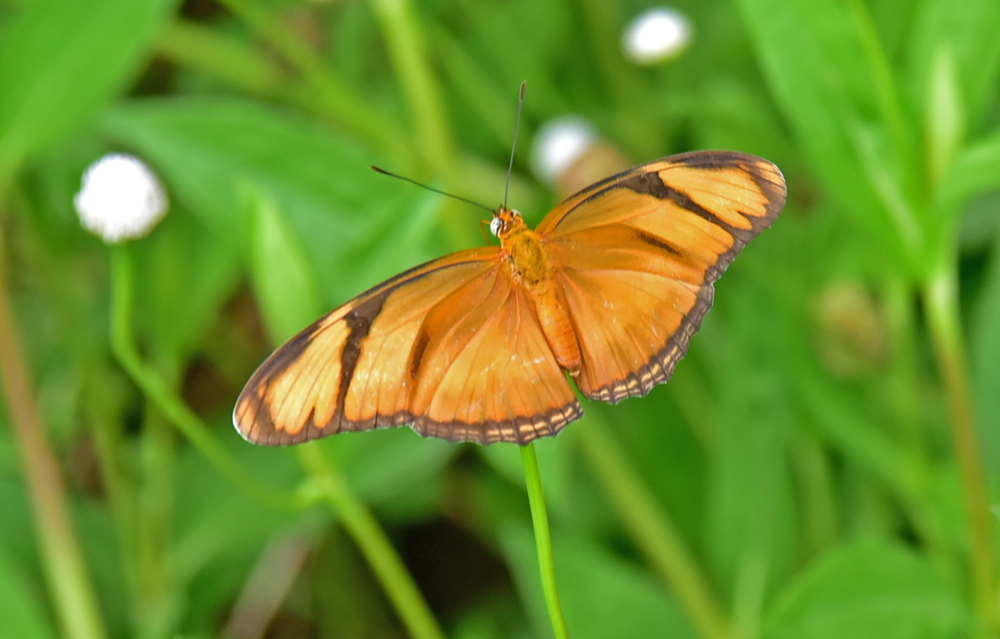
[537,150,787,402]
[234,249,581,446]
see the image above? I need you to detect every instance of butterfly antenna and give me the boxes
[504,81,527,210]
[370,166,494,213]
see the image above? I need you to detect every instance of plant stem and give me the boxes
[297,445,445,639]
[109,245,442,638]
[109,244,299,512]
[578,415,734,639]
[0,230,107,639]
[923,264,998,631]
[520,443,570,639]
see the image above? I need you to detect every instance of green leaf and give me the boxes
[0,548,56,639]
[699,259,804,629]
[132,209,241,360]
[171,432,305,629]
[705,370,799,618]
[0,0,177,175]
[941,125,1000,208]
[923,48,964,193]
[322,428,455,511]
[764,540,967,639]
[99,97,441,306]
[242,182,323,345]
[906,0,1000,125]
[499,524,698,639]
[733,0,919,266]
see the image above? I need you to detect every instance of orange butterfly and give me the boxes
[234,151,786,446]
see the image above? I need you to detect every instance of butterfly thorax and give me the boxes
[495,208,583,376]
[497,210,551,285]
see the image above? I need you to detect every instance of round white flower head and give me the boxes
[622,7,693,65]
[531,116,597,186]
[74,153,168,242]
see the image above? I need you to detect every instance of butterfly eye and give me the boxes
[489,217,502,236]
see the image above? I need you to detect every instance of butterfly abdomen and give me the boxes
[533,287,582,376]
[501,218,583,376]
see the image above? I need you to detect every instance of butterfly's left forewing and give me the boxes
[539,150,787,403]
[234,249,581,446]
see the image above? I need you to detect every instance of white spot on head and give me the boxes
[531,116,597,185]
[490,217,502,236]
[74,153,168,243]
[622,7,693,65]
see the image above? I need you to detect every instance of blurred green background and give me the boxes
[1,0,999,638]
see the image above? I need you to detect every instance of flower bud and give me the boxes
[622,7,693,66]
[74,153,168,243]
[532,116,630,199]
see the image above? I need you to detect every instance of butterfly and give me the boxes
[234,150,786,446]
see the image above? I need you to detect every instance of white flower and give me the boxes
[622,7,693,65]
[531,116,597,186]
[74,153,168,242]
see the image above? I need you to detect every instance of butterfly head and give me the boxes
[490,207,524,239]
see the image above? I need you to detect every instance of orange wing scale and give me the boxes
[234,150,786,445]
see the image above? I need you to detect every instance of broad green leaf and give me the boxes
[906,0,1000,125]
[499,524,698,639]
[132,208,241,360]
[734,0,919,267]
[321,428,455,511]
[704,368,799,612]
[241,182,322,345]
[0,0,176,175]
[172,432,305,630]
[595,390,707,554]
[0,548,56,639]
[941,125,1000,208]
[764,540,966,639]
[700,270,801,612]
[99,98,440,306]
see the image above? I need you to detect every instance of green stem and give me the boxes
[922,264,998,632]
[0,230,107,639]
[521,443,570,639]
[109,245,442,638]
[577,415,734,639]
[109,244,300,512]
[297,445,445,639]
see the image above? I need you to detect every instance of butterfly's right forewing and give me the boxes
[539,151,787,403]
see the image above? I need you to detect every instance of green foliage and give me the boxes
[0,0,998,638]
